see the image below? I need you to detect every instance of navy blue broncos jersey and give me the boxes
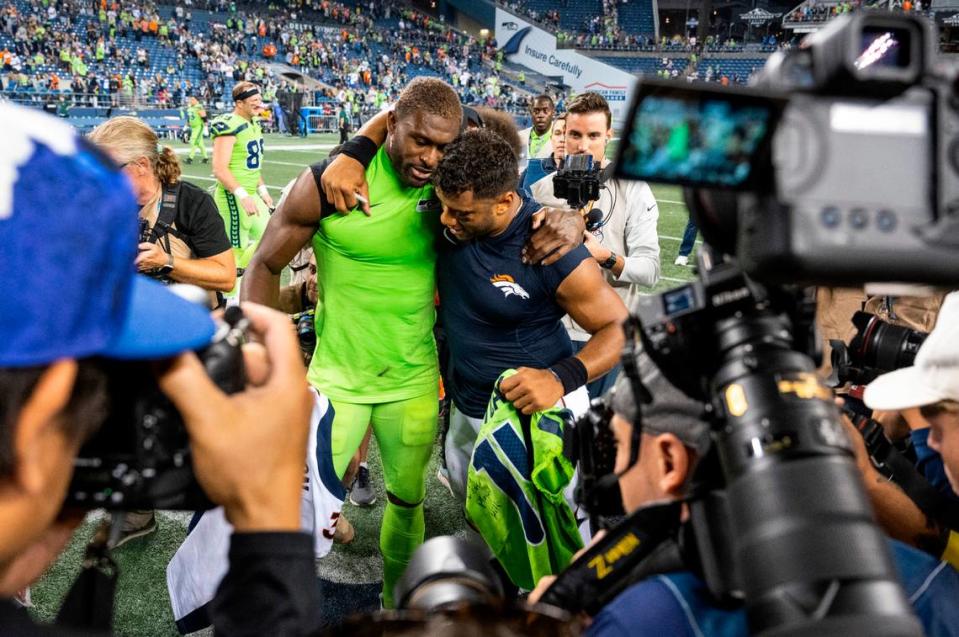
[436,197,591,418]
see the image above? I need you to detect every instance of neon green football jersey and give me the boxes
[307,146,440,403]
[209,113,263,192]
[466,369,583,590]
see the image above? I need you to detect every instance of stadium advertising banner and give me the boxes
[494,8,637,126]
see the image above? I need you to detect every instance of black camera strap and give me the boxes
[151,182,184,255]
[55,517,118,631]
[538,501,686,616]
[599,163,616,184]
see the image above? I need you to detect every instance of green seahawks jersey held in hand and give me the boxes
[209,113,263,192]
[308,147,440,403]
[466,370,583,590]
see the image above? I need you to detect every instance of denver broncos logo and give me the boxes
[490,274,530,300]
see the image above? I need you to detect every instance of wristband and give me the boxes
[549,356,588,396]
[337,135,378,169]
[257,184,270,199]
[233,186,250,200]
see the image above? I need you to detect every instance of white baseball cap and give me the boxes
[863,292,959,412]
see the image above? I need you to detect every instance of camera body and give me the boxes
[630,249,801,400]
[616,12,959,288]
[137,217,153,245]
[829,311,928,386]
[66,306,247,510]
[137,217,175,284]
[552,153,601,210]
[292,308,316,364]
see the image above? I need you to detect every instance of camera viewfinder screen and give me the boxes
[856,26,910,71]
[663,285,696,316]
[617,89,776,188]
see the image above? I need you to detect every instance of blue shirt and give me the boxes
[587,540,959,637]
[519,157,558,199]
[911,428,959,505]
[436,196,591,418]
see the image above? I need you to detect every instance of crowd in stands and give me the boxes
[786,0,864,23]
[0,0,278,108]
[785,0,929,24]
[502,0,657,51]
[502,0,785,52]
[0,0,534,117]
[6,0,931,116]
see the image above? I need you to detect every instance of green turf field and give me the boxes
[28,132,698,636]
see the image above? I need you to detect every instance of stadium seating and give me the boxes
[521,0,603,32]
[699,57,767,82]
[595,55,688,76]
[2,0,542,128]
[616,0,656,37]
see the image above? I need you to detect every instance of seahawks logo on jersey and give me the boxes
[490,274,529,300]
[209,118,250,137]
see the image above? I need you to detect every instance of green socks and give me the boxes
[380,500,425,608]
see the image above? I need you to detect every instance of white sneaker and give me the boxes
[674,255,689,266]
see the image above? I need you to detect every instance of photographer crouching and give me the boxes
[529,355,959,636]
[522,13,959,632]
[0,105,321,635]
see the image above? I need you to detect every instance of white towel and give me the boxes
[166,389,344,634]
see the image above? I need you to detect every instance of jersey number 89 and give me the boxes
[246,139,265,169]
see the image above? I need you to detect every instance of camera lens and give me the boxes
[863,317,926,372]
[394,537,503,611]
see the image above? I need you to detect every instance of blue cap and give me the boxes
[0,104,215,367]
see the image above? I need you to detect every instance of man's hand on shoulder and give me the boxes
[500,366,565,415]
[523,207,585,266]
[321,153,370,215]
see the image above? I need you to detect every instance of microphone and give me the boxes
[585,208,605,231]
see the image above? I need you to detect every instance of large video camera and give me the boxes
[539,12,959,637]
[552,153,602,211]
[65,301,247,511]
[616,13,959,287]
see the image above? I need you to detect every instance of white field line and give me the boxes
[172,143,337,155]
[183,174,284,191]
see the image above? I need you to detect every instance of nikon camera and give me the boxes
[65,302,247,510]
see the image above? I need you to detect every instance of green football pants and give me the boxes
[329,392,438,608]
[188,127,207,158]
[214,187,269,296]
